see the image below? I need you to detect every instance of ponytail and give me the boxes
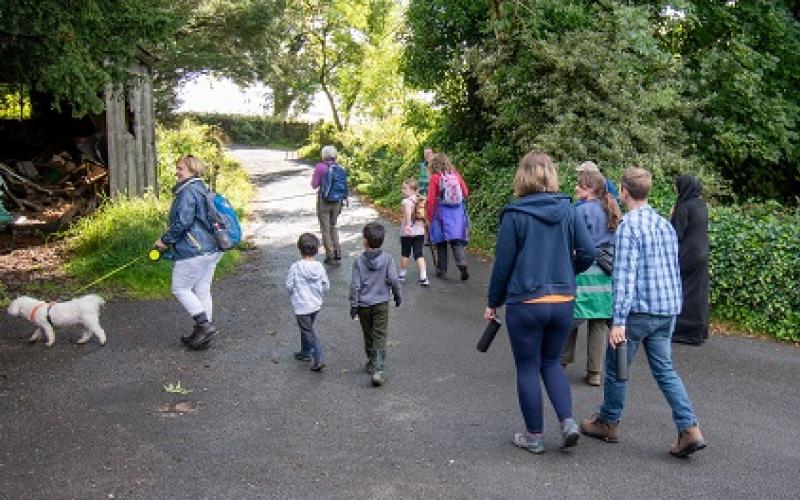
[603,192,621,232]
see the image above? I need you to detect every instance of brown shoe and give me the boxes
[580,414,619,443]
[584,372,601,386]
[670,426,706,458]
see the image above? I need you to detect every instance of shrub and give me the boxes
[172,112,313,148]
[708,202,800,342]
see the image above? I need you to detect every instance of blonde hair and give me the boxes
[514,151,558,196]
[178,155,206,176]
[621,167,652,201]
[403,178,419,192]
[579,170,621,232]
[430,153,454,174]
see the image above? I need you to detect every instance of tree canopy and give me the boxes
[0,0,183,115]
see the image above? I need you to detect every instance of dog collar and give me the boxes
[29,302,55,322]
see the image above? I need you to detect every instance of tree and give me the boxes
[0,0,183,115]
[152,0,286,116]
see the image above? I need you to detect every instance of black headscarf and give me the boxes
[675,175,703,204]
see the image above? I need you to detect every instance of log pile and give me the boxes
[0,154,108,234]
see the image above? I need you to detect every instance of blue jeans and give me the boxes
[599,313,698,432]
[506,302,574,434]
[296,312,325,365]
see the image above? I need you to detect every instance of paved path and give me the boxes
[1,148,799,499]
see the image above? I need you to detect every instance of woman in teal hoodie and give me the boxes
[485,151,594,455]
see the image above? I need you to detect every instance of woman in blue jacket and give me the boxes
[155,155,222,350]
[485,151,595,454]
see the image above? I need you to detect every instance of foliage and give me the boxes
[708,202,800,342]
[676,1,800,201]
[153,0,286,116]
[61,120,254,298]
[0,0,183,116]
[0,84,31,119]
[171,113,313,148]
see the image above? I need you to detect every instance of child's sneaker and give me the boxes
[293,351,312,362]
[418,277,430,287]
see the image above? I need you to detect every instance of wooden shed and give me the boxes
[104,57,158,198]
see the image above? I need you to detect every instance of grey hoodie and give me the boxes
[349,249,402,308]
[286,260,330,315]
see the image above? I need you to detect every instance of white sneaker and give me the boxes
[418,278,430,287]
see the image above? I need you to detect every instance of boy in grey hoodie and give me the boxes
[349,222,402,386]
[286,233,330,371]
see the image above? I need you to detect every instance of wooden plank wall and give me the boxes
[105,62,158,198]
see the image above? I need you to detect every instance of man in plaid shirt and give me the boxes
[581,167,706,458]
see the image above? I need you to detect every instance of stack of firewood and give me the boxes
[0,154,108,233]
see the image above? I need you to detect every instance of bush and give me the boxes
[171,112,313,148]
[708,202,800,342]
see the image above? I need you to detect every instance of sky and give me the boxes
[175,74,332,121]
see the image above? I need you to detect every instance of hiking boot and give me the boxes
[584,372,602,386]
[580,414,619,443]
[513,432,545,454]
[181,325,200,346]
[560,418,580,449]
[294,351,312,362]
[458,264,469,281]
[189,322,217,350]
[670,426,706,458]
[418,277,430,287]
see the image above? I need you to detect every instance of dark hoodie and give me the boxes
[349,249,402,308]
[487,193,595,308]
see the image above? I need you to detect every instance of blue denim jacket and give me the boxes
[161,177,219,260]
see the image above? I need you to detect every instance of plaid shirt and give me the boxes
[612,204,682,325]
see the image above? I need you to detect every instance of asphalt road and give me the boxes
[1,148,798,500]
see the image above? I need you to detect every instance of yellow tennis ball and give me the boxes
[148,249,161,261]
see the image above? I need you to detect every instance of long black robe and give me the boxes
[671,176,709,345]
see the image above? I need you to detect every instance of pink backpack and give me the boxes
[439,172,464,206]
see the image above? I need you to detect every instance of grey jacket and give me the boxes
[286,260,330,315]
[349,250,401,308]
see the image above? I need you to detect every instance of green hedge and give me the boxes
[708,203,800,342]
[173,112,313,148]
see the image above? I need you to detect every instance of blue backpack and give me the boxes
[321,163,348,202]
[204,191,242,251]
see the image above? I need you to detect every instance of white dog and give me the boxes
[7,294,107,347]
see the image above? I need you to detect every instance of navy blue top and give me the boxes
[487,193,595,308]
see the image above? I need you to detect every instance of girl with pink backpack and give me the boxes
[425,153,470,280]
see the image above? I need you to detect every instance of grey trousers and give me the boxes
[316,195,342,258]
[436,240,466,273]
[561,319,608,374]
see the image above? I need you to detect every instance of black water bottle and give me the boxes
[616,340,628,381]
[477,318,502,352]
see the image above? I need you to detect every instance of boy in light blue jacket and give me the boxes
[286,233,330,371]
